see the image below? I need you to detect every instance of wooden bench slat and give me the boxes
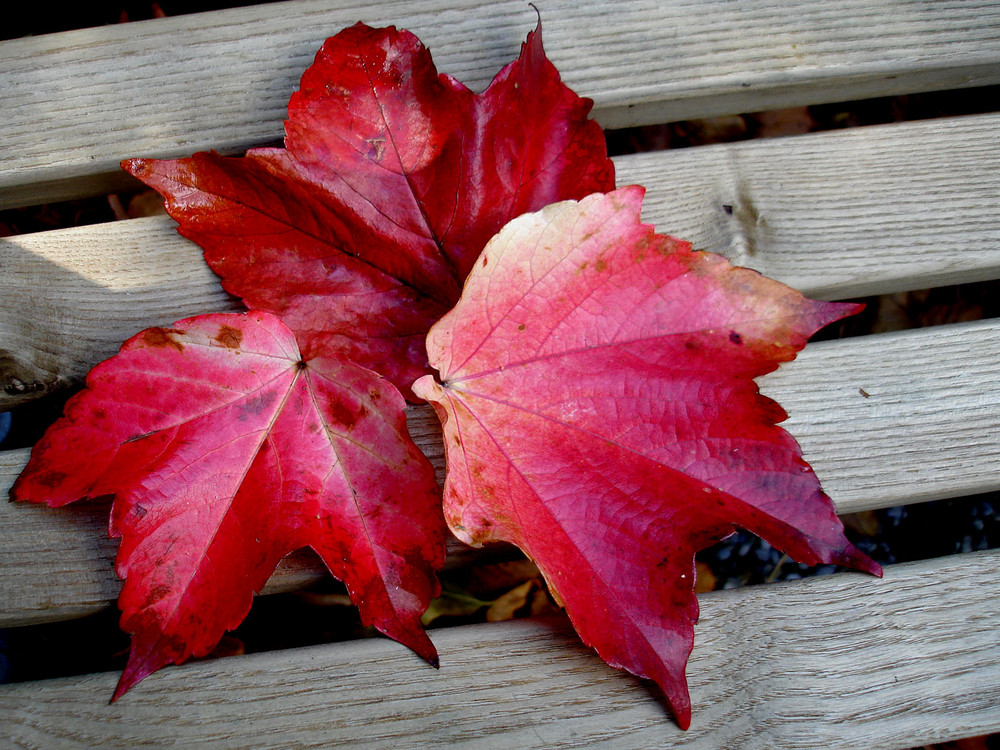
[3,2,996,745]
[761,317,1000,511]
[3,0,1000,208]
[4,112,998,409]
[3,549,998,748]
[629,112,1000,300]
[3,319,998,627]
[0,218,241,406]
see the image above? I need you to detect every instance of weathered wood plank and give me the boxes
[629,113,1000,300]
[3,0,1000,208]
[3,1,995,745]
[4,113,999,409]
[3,319,998,627]
[759,318,1000,510]
[0,218,241,407]
[3,550,997,749]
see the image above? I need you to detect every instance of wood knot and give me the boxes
[3,378,45,395]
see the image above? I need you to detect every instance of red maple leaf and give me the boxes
[413,187,881,729]
[12,311,445,699]
[122,20,615,397]
[14,20,876,722]
[13,20,614,700]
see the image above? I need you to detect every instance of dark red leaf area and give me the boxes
[13,312,445,699]
[414,187,880,729]
[123,21,614,397]
[124,153,448,394]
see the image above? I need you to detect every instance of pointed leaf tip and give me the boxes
[421,188,876,726]
[125,20,614,397]
[15,311,446,698]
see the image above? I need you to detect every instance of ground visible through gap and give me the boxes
[1,9,997,748]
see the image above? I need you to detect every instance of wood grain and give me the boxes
[3,550,997,748]
[3,4,998,744]
[4,319,998,627]
[760,318,1000,512]
[0,217,241,407]
[4,112,998,409]
[628,113,1000,300]
[3,0,1000,207]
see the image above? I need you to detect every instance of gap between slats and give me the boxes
[2,549,998,749]
[3,0,1000,208]
[3,112,999,410]
[2,318,998,627]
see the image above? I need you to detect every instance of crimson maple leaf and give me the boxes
[123,20,614,397]
[413,187,881,729]
[13,19,614,700]
[12,312,445,699]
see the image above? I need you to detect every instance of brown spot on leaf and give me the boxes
[517,324,526,331]
[327,397,365,431]
[728,331,743,346]
[147,585,173,603]
[595,257,608,272]
[655,235,687,256]
[142,328,184,353]
[32,469,67,489]
[214,325,243,349]
[630,235,652,259]
[366,137,386,162]
[122,158,151,178]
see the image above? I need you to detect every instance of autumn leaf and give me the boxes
[15,19,875,722]
[123,20,614,397]
[12,311,445,699]
[13,19,611,700]
[412,187,881,729]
